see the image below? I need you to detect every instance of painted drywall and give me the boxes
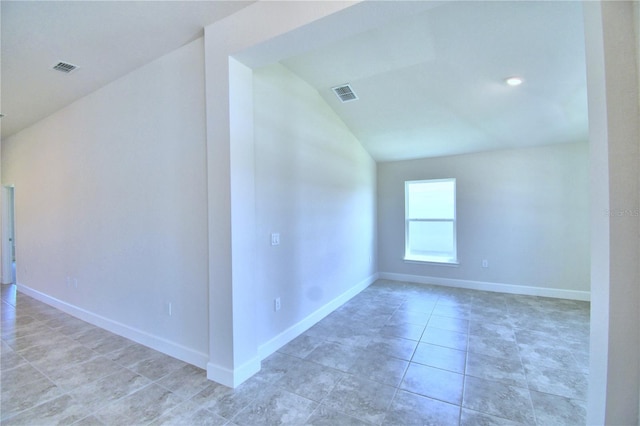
[253,62,377,349]
[377,142,590,297]
[0,139,3,283]
[202,0,362,386]
[202,1,433,386]
[636,2,640,112]
[0,38,209,365]
[636,4,640,422]
[584,1,640,424]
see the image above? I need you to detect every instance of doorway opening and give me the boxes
[2,185,16,285]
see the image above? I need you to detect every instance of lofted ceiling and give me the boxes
[1,1,588,162]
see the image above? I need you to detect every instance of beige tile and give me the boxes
[277,334,323,358]
[0,280,590,426]
[73,415,106,426]
[3,394,85,425]
[1,363,48,389]
[412,342,466,373]
[462,376,535,425]
[47,355,127,391]
[0,349,26,370]
[530,389,587,425]
[365,335,418,361]
[192,378,268,419]
[386,390,460,425]
[348,351,409,387]
[1,376,63,421]
[275,359,345,401]
[232,387,317,426]
[68,369,152,413]
[322,375,396,424]
[305,404,370,426]
[106,342,160,367]
[401,363,464,405]
[304,341,360,372]
[466,352,528,387]
[421,326,468,351]
[129,351,187,381]
[156,363,211,398]
[149,400,227,426]
[94,383,184,425]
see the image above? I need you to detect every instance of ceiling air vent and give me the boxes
[51,61,79,74]
[332,84,358,103]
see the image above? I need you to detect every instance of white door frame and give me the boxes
[1,185,15,284]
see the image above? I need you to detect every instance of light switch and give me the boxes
[271,233,280,246]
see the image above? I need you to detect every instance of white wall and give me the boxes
[636,4,640,421]
[0,38,210,366]
[378,142,590,299]
[253,63,377,351]
[584,1,640,424]
[202,0,360,387]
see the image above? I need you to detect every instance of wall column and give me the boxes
[202,1,361,387]
[584,1,640,423]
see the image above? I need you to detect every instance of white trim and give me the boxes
[16,283,209,368]
[404,258,459,267]
[1,186,15,285]
[207,356,261,388]
[257,273,379,359]
[404,178,457,263]
[378,272,590,301]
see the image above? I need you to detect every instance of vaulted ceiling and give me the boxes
[0,1,254,140]
[279,1,588,161]
[1,1,588,162]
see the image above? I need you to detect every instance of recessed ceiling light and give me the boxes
[505,76,524,86]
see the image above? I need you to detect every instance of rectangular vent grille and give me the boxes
[52,61,79,74]
[332,84,358,103]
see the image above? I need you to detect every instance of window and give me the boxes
[405,178,457,264]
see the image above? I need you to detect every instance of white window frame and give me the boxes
[404,178,458,265]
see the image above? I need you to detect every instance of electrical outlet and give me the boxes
[274,297,281,311]
[271,233,280,246]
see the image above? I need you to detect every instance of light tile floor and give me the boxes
[1,280,589,425]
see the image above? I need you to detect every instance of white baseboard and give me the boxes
[378,272,590,301]
[257,272,379,359]
[16,283,209,368]
[207,356,261,388]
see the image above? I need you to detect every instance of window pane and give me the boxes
[408,181,454,219]
[408,221,454,257]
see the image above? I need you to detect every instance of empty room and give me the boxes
[1,1,638,425]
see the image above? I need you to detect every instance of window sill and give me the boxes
[403,257,459,267]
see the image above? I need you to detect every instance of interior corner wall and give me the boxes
[0,138,3,283]
[584,1,640,423]
[636,1,640,420]
[253,63,377,352]
[377,142,590,299]
[0,38,209,365]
